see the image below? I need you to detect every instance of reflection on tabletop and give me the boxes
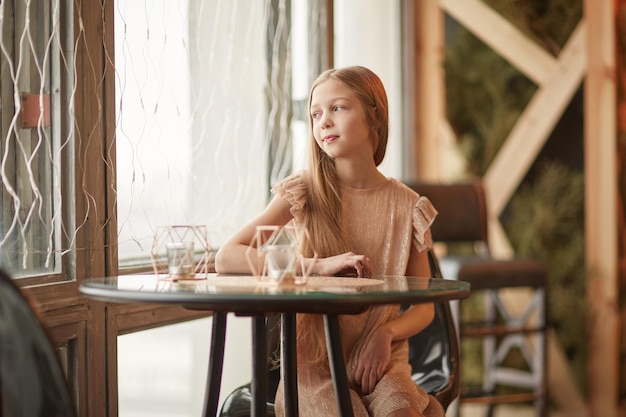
[110,274,438,294]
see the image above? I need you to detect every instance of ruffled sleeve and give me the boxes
[412,196,438,252]
[271,172,308,225]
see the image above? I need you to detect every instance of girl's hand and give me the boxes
[354,326,392,394]
[315,252,372,277]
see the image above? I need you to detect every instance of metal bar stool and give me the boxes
[404,181,548,417]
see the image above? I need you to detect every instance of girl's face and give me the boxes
[309,79,373,162]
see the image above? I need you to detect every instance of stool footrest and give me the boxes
[460,390,541,405]
[460,323,547,337]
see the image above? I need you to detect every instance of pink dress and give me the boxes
[271,172,444,417]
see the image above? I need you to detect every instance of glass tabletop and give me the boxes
[80,274,470,315]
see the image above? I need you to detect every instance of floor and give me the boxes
[117,316,252,417]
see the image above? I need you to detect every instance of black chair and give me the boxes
[404,181,548,417]
[218,251,461,416]
[0,269,76,417]
[409,250,460,410]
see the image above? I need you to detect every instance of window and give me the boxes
[114,0,312,269]
[0,0,75,280]
[1,0,405,278]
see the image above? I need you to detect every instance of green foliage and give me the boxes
[505,161,587,394]
[483,0,583,55]
[445,26,536,176]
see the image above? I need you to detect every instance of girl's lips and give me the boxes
[323,135,338,143]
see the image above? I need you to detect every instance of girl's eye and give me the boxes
[311,112,320,119]
[333,105,343,111]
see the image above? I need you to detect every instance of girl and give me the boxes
[215,66,443,417]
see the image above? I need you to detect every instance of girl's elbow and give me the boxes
[214,248,228,273]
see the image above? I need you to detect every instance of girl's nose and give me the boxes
[320,113,332,128]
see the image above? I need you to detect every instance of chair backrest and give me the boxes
[404,181,489,246]
[406,251,460,411]
[0,269,76,417]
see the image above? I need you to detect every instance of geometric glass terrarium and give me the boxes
[245,224,317,285]
[150,225,214,280]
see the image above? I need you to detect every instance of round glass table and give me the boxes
[80,274,470,417]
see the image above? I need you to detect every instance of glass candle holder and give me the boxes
[246,225,317,285]
[166,241,195,279]
[264,242,298,283]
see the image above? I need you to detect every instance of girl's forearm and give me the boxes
[215,243,260,274]
[300,257,318,275]
[378,303,435,342]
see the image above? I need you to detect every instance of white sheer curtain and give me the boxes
[115,0,271,265]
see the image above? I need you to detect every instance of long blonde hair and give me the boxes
[298,66,389,364]
[301,66,389,258]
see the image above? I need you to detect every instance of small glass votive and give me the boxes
[264,243,298,284]
[166,242,195,279]
[247,224,315,285]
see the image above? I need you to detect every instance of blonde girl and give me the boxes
[216,66,443,417]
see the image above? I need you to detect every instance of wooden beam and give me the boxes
[325,0,334,69]
[583,0,619,415]
[413,0,445,180]
[488,220,514,259]
[439,0,557,85]
[615,0,626,410]
[483,22,586,216]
